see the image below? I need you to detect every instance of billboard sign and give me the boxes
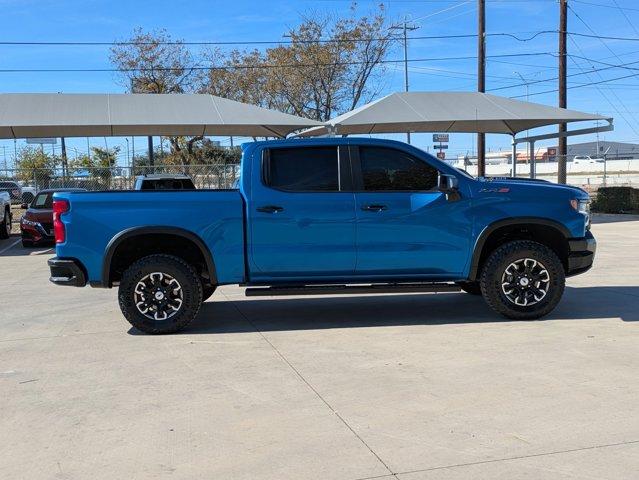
[433,134,449,143]
[26,138,57,144]
[434,144,449,150]
[436,152,446,160]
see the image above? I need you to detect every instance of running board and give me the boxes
[245,282,461,297]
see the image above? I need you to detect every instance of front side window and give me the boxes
[359,147,439,191]
[265,147,339,192]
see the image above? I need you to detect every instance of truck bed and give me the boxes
[54,190,246,285]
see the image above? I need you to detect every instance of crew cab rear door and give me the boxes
[351,145,472,277]
[248,145,356,279]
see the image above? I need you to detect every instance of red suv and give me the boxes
[20,188,86,247]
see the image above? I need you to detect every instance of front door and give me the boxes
[352,145,472,278]
[249,145,357,280]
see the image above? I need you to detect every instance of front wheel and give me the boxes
[480,240,565,320]
[0,209,10,239]
[118,254,203,334]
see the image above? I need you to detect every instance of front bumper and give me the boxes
[48,257,87,287]
[567,230,596,276]
[21,224,53,244]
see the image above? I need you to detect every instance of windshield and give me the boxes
[32,192,53,209]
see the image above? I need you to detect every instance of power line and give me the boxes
[4,30,639,47]
[567,3,639,136]
[509,71,639,98]
[0,52,557,73]
[571,0,639,12]
[488,56,639,92]
[0,31,562,47]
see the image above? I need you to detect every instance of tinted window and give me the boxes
[359,147,438,191]
[266,147,339,192]
[141,179,195,190]
[33,192,53,209]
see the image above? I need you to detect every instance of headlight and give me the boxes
[571,199,591,229]
[570,199,590,214]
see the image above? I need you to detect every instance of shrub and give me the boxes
[591,187,639,213]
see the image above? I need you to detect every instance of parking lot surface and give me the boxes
[1,216,638,480]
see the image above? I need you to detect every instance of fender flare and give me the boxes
[468,217,571,280]
[101,226,217,287]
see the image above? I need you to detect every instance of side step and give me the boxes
[245,282,461,297]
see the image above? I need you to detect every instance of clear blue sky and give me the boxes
[2,0,639,167]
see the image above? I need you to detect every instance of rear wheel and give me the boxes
[480,240,565,320]
[0,209,10,239]
[118,254,202,334]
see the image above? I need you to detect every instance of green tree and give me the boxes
[70,147,120,186]
[15,147,56,187]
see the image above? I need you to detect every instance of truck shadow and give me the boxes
[173,286,639,335]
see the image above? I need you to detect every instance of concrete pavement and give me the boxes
[1,216,638,479]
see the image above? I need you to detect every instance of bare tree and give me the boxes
[202,4,394,121]
[110,27,199,93]
[110,28,203,162]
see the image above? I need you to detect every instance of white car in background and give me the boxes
[572,155,605,165]
[20,184,37,204]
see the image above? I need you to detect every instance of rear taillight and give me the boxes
[53,199,69,244]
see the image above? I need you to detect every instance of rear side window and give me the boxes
[265,147,339,192]
[359,147,439,191]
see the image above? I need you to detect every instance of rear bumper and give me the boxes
[567,230,596,276]
[48,257,87,287]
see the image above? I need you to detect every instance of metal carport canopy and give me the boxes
[299,91,610,136]
[0,93,322,139]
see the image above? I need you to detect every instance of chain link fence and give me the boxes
[1,163,241,200]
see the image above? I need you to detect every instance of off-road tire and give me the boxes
[118,254,202,334]
[0,209,10,239]
[457,281,482,295]
[480,240,565,320]
[202,284,217,302]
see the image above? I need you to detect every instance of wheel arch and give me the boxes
[468,217,571,281]
[101,226,217,288]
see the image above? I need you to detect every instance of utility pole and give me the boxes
[390,19,419,144]
[558,0,568,184]
[477,0,486,177]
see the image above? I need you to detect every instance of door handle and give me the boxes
[361,204,388,212]
[257,205,284,213]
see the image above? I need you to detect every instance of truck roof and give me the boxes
[243,137,415,149]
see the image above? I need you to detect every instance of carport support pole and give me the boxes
[529,140,536,179]
[511,136,517,177]
[148,136,154,169]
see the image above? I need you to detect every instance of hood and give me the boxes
[478,176,589,199]
[25,208,53,223]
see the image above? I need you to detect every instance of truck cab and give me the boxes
[48,138,596,334]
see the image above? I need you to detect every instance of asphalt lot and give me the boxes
[1,216,639,480]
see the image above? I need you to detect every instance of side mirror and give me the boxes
[20,202,28,209]
[437,174,458,192]
[438,174,460,202]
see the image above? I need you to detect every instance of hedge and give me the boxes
[591,186,639,214]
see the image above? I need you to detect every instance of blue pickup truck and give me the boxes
[48,138,595,334]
